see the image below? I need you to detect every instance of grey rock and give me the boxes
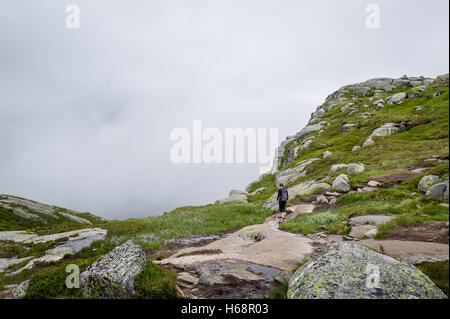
[362,138,375,147]
[323,151,332,159]
[352,145,361,152]
[418,175,442,195]
[288,243,447,299]
[428,183,449,199]
[364,78,393,90]
[311,108,326,119]
[12,280,29,299]
[368,181,381,187]
[349,215,394,226]
[369,122,408,138]
[354,86,371,97]
[229,189,248,196]
[275,158,319,186]
[300,137,314,150]
[332,174,351,193]
[80,240,147,298]
[373,99,384,105]
[295,123,323,139]
[349,225,378,239]
[385,92,407,104]
[347,164,365,174]
[341,103,354,112]
[284,146,300,166]
[316,195,328,204]
[392,79,411,88]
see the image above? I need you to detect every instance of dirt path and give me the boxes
[156,204,316,271]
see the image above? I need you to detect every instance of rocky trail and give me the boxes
[152,201,449,299]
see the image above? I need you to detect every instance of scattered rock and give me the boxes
[367,180,381,187]
[352,145,361,152]
[332,174,351,193]
[323,151,332,158]
[288,242,447,299]
[316,195,328,204]
[362,138,375,147]
[347,164,365,174]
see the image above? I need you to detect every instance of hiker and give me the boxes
[277,183,289,213]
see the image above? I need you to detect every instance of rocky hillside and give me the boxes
[1,73,448,299]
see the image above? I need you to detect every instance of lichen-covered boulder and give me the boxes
[288,243,447,299]
[80,240,147,299]
[418,175,441,195]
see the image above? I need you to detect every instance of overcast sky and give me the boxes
[0,0,448,219]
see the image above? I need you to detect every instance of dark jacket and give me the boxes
[277,188,289,202]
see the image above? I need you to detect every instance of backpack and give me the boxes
[280,188,288,201]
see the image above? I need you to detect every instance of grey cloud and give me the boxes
[0,0,448,219]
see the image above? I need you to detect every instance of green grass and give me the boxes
[417,261,449,297]
[105,204,272,250]
[280,211,347,234]
[134,262,177,299]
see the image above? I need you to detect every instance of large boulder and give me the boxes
[418,175,442,195]
[288,242,447,299]
[80,240,147,299]
[332,174,351,193]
